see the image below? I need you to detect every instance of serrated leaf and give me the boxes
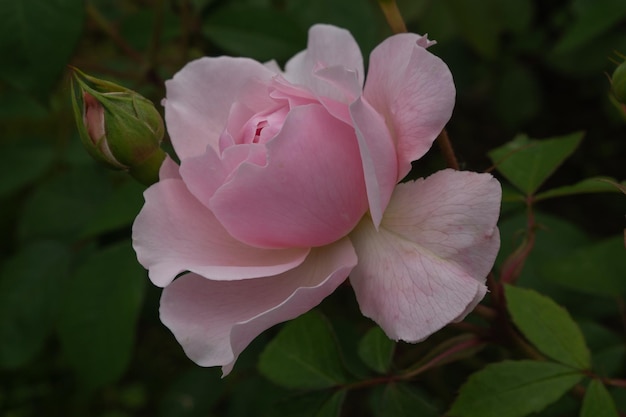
[258,311,347,389]
[448,360,583,417]
[505,286,590,369]
[446,0,500,59]
[581,380,619,417]
[0,0,84,99]
[80,180,145,238]
[285,0,381,56]
[534,177,625,201]
[542,236,626,297]
[488,132,583,195]
[267,390,345,417]
[358,326,395,374]
[18,167,112,243]
[0,241,70,368]
[374,383,439,417]
[315,390,346,417]
[554,0,626,54]
[58,242,145,387]
[203,6,306,62]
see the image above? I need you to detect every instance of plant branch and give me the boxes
[377,0,407,34]
[86,2,145,65]
[437,128,460,170]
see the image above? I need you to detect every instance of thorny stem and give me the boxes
[86,2,144,65]
[377,0,407,34]
[472,303,498,322]
[401,337,485,380]
[437,129,460,170]
[500,197,537,284]
[341,337,484,391]
[602,377,626,389]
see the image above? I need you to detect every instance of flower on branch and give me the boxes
[132,24,501,375]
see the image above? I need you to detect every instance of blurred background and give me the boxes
[1,0,624,416]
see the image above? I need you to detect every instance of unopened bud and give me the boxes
[70,68,166,185]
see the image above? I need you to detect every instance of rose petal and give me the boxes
[210,104,368,249]
[350,97,398,227]
[364,34,455,179]
[159,155,181,180]
[132,178,309,287]
[159,238,357,375]
[179,143,266,208]
[164,57,276,160]
[349,169,501,341]
[284,24,364,102]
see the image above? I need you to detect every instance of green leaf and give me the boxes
[0,0,84,99]
[505,285,590,369]
[542,236,626,297]
[445,0,501,59]
[203,6,307,62]
[314,390,345,417]
[258,311,348,389]
[159,368,224,417]
[267,390,345,417]
[226,374,287,417]
[554,0,626,54]
[373,383,439,417]
[80,180,145,238]
[488,132,584,195]
[581,380,619,417]
[285,0,382,56]
[57,242,145,387]
[357,326,395,374]
[448,360,583,417]
[534,177,626,201]
[0,241,70,368]
[18,167,112,243]
[0,140,56,197]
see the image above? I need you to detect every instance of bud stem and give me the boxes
[129,148,167,186]
[377,0,407,34]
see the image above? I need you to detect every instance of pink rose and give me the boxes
[132,24,501,375]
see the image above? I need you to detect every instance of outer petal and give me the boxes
[350,97,398,228]
[210,104,368,249]
[363,34,455,179]
[349,170,501,341]
[164,57,276,159]
[159,238,357,375]
[158,155,181,180]
[284,24,364,102]
[132,178,309,287]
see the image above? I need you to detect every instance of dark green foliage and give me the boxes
[1,0,625,416]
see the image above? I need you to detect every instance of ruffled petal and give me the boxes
[349,170,501,341]
[210,104,368,249]
[349,97,398,228]
[179,143,266,208]
[364,34,455,179]
[164,57,276,160]
[159,238,357,375]
[132,178,309,287]
[284,24,364,102]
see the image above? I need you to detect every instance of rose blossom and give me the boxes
[132,24,501,375]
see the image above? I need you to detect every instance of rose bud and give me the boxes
[71,68,166,185]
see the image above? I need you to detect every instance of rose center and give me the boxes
[240,105,289,145]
